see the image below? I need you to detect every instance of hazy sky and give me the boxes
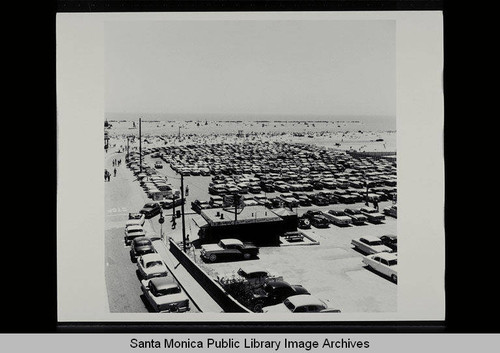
[105,20,395,118]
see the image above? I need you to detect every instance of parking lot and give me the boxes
[140,154,397,313]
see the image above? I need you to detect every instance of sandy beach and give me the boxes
[105,119,396,153]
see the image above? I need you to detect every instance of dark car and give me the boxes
[310,195,329,206]
[297,196,312,206]
[380,234,397,252]
[139,202,162,219]
[130,237,156,261]
[312,181,324,190]
[200,238,259,263]
[249,281,311,312]
[310,215,330,228]
[261,183,275,193]
[303,210,324,220]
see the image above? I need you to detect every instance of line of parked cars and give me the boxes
[123,212,191,313]
[298,206,386,230]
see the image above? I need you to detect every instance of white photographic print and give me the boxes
[57,11,444,322]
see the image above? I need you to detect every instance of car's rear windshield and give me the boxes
[158,287,181,296]
[146,261,163,268]
[283,299,295,311]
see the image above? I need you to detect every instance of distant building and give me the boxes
[197,205,294,246]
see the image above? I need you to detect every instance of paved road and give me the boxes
[105,149,218,313]
[105,149,149,313]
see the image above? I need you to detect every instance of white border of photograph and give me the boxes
[56,11,444,322]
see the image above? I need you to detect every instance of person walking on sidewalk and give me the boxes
[114,168,117,177]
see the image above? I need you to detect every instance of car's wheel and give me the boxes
[209,254,217,263]
[391,274,397,283]
[253,302,264,313]
[243,253,251,260]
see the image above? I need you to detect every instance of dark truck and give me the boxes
[200,238,259,263]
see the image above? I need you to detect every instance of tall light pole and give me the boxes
[180,174,187,252]
[139,118,142,173]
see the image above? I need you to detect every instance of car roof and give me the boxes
[127,225,144,230]
[220,238,243,246]
[286,294,324,307]
[149,276,176,290]
[141,253,163,262]
[361,235,382,242]
[371,252,398,261]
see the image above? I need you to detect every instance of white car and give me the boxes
[137,253,169,279]
[124,224,146,245]
[362,252,398,283]
[128,213,146,227]
[324,210,353,226]
[359,207,386,223]
[141,277,190,313]
[351,235,392,255]
[262,294,340,313]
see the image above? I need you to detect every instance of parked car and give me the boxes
[324,210,352,226]
[160,198,185,210]
[128,212,145,227]
[262,294,340,313]
[359,207,386,223]
[249,281,310,312]
[124,224,146,245]
[362,252,398,283]
[296,196,312,206]
[274,183,290,193]
[130,236,156,260]
[154,161,163,169]
[351,235,392,255]
[380,234,397,252]
[261,183,275,193]
[249,185,262,194]
[310,194,329,206]
[191,199,211,214]
[141,276,190,312]
[139,202,162,219]
[137,253,169,279]
[208,185,227,195]
[310,215,330,228]
[200,238,259,263]
[383,205,397,218]
[343,208,368,225]
[209,195,224,207]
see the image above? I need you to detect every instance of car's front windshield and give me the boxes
[388,259,397,266]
